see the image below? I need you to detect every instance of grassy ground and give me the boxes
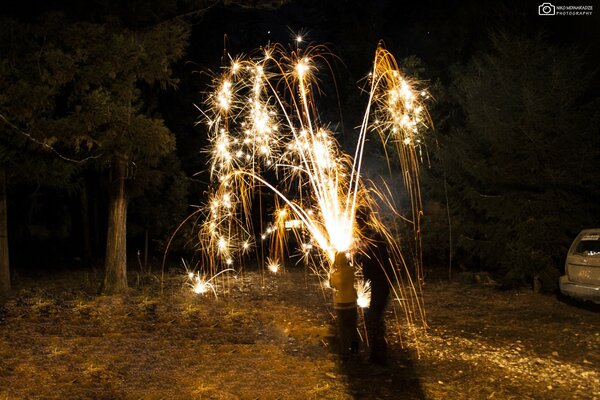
[0,267,598,399]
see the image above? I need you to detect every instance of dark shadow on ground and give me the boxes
[556,292,600,313]
[336,346,426,400]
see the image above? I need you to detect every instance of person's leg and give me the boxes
[335,306,358,357]
[365,276,390,365]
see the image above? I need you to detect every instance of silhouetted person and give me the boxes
[356,211,392,365]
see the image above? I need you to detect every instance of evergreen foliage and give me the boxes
[0,12,190,292]
[426,32,600,290]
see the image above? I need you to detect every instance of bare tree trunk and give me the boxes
[144,227,149,273]
[103,157,128,293]
[0,167,10,294]
[80,179,93,265]
[91,180,101,259]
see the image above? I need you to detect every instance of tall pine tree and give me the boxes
[0,18,80,294]
[2,13,190,293]
[44,15,189,292]
[433,32,599,290]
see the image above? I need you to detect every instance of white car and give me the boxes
[559,229,600,304]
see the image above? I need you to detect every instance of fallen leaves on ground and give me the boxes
[0,268,598,399]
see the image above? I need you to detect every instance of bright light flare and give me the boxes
[267,258,280,273]
[217,80,233,111]
[295,58,310,78]
[186,268,235,298]
[355,279,372,308]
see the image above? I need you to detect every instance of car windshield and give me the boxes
[574,235,600,256]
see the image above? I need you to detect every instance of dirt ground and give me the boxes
[0,266,598,400]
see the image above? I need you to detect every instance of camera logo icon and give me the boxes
[539,2,556,15]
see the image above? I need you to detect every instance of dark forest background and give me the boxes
[1,0,598,293]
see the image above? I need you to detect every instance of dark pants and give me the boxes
[363,259,391,364]
[335,305,359,356]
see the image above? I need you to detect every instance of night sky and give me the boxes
[6,0,597,77]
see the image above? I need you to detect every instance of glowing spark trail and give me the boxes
[187,268,235,298]
[355,279,372,308]
[192,38,432,345]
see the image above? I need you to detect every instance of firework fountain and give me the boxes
[188,38,431,346]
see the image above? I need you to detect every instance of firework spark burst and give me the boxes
[355,279,372,308]
[190,37,431,344]
[186,267,235,298]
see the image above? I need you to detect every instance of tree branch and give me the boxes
[0,114,102,164]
